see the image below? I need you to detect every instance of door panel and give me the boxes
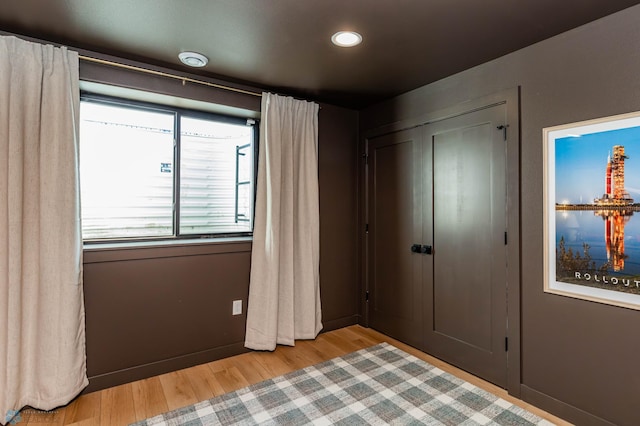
[368,127,423,347]
[426,104,508,387]
[366,103,509,388]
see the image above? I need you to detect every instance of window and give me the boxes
[79,95,257,241]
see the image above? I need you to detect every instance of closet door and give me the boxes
[424,104,508,387]
[367,127,425,348]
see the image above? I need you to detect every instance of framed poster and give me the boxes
[544,111,640,310]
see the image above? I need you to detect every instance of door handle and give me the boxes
[411,244,432,254]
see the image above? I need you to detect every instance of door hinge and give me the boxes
[497,124,509,141]
[365,291,370,301]
[362,153,368,164]
[505,337,509,352]
[504,231,508,245]
[365,223,369,233]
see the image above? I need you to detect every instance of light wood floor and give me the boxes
[17,325,571,425]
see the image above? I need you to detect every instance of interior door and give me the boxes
[367,127,424,348]
[424,104,508,387]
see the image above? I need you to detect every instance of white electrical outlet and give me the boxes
[232,300,242,315]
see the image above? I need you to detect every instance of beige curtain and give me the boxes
[0,36,87,424]
[245,93,322,351]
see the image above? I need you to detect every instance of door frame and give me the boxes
[359,87,521,397]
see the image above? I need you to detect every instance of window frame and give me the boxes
[80,91,259,244]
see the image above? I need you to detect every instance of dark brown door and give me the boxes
[424,104,508,387]
[367,127,425,348]
[367,103,509,388]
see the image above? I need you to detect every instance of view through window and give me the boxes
[80,96,256,241]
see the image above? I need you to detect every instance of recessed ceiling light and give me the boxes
[178,51,208,67]
[331,31,362,47]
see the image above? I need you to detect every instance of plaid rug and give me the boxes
[132,343,553,425]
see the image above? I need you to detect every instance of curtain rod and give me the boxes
[79,55,262,98]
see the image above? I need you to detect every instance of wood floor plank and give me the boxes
[337,324,383,347]
[99,383,136,426]
[213,352,271,386]
[212,366,250,394]
[304,333,348,359]
[62,392,101,425]
[182,364,221,401]
[319,327,367,352]
[131,376,169,421]
[291,340,330,365]
[272,344,315,371]
[158,370,198,411]
[247,350,291,378]
[62,418,101,426]
[198,364,229,397]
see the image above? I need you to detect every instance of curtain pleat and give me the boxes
[244,93,322,351]
[0,36,87,424]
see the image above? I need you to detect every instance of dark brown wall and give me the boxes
[83,242,252,392]
[361,6,640,426]
[80,57,360,392]
[318,105,361,328]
